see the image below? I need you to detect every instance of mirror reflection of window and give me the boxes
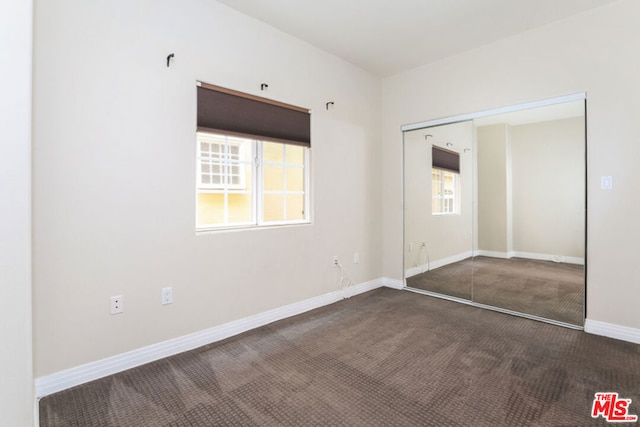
[432,169,459,214]
[431,145,461,215]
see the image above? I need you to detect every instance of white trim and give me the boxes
[382,277,404,290]
[405,251,473,278]
[585,319,640,345]
[35,278,388,398]
[401,92,586,132]
[474,250,584,265]
[510,251,584,265]
[473,250,512,259]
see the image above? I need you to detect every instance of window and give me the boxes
[196,132,310,229]
[432,146,460,215]
[198,134,249,190]
[262,141,308,223]
[196,81,311,231]
[432,168,458,214]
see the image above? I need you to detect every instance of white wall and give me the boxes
[0,0,34,425]
[476,117,585,260]
[382,0,640,330]
[511,117,585,258]
[33,0,382,377]
[476,124,511,254]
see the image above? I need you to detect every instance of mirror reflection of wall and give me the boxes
[404,120,473,300]
[403,97,586,328]
[473,101,585,325]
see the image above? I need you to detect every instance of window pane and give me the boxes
[263,141,284,163]
[286,145,305,165]
[432,182,441,197]
[263,194,284,222]
[286,194,305,220]
[227,193,252,223]
[197,191,253,227]
[196,133,255,228]
[264,165,284,191]
[286,167,304,192]
[197,193,225,226]
[432,167,459,215]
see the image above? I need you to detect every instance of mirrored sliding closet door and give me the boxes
[403,96,586,327]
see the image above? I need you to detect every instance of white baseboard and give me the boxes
[382,277,404,290]
[474,250,512,259]
[585,319,640,345]
[36,277,392,398]
[474,250,584,265]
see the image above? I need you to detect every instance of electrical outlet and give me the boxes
[110,295,124,315]
[161,287,173,305]
[332,256,339,267]
[408,243,413,253]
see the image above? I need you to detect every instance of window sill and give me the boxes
[195,220,312,235]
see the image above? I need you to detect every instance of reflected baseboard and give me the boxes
[404,286,584,330]
[405,250,473,278]
[473,250,584,265]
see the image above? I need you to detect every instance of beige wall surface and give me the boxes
[476,124,510,254]
[33,0,382,377]
[0,0,34,425]
[510,117,585,258]
[476,117,585,259]
[382,0,640,329]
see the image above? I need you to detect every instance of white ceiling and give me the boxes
[216,0,618,77]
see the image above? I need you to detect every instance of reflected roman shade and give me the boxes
[197,82,311,147]
[432,146,460,173]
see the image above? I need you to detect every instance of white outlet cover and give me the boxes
[110,295,124,315]
[162,287,173,305]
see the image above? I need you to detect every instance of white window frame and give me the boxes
[258,143,311,227]
[197,134,250,191]
[196,131,310,231]
[432,168,459,215]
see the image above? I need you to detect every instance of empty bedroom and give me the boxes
[2,0,640,426]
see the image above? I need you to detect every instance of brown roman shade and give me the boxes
[197,82,311,147]
[432,146,460,173]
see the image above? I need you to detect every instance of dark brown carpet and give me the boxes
[406,256,584,326]
[405,258,473,300]
[40,288,639,426]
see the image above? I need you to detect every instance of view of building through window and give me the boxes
[196,132,309,229]
[432,168,458,214]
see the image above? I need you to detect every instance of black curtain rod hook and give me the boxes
[326,101,334,110]
[166,53,175,67]
[261,83,269,91]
